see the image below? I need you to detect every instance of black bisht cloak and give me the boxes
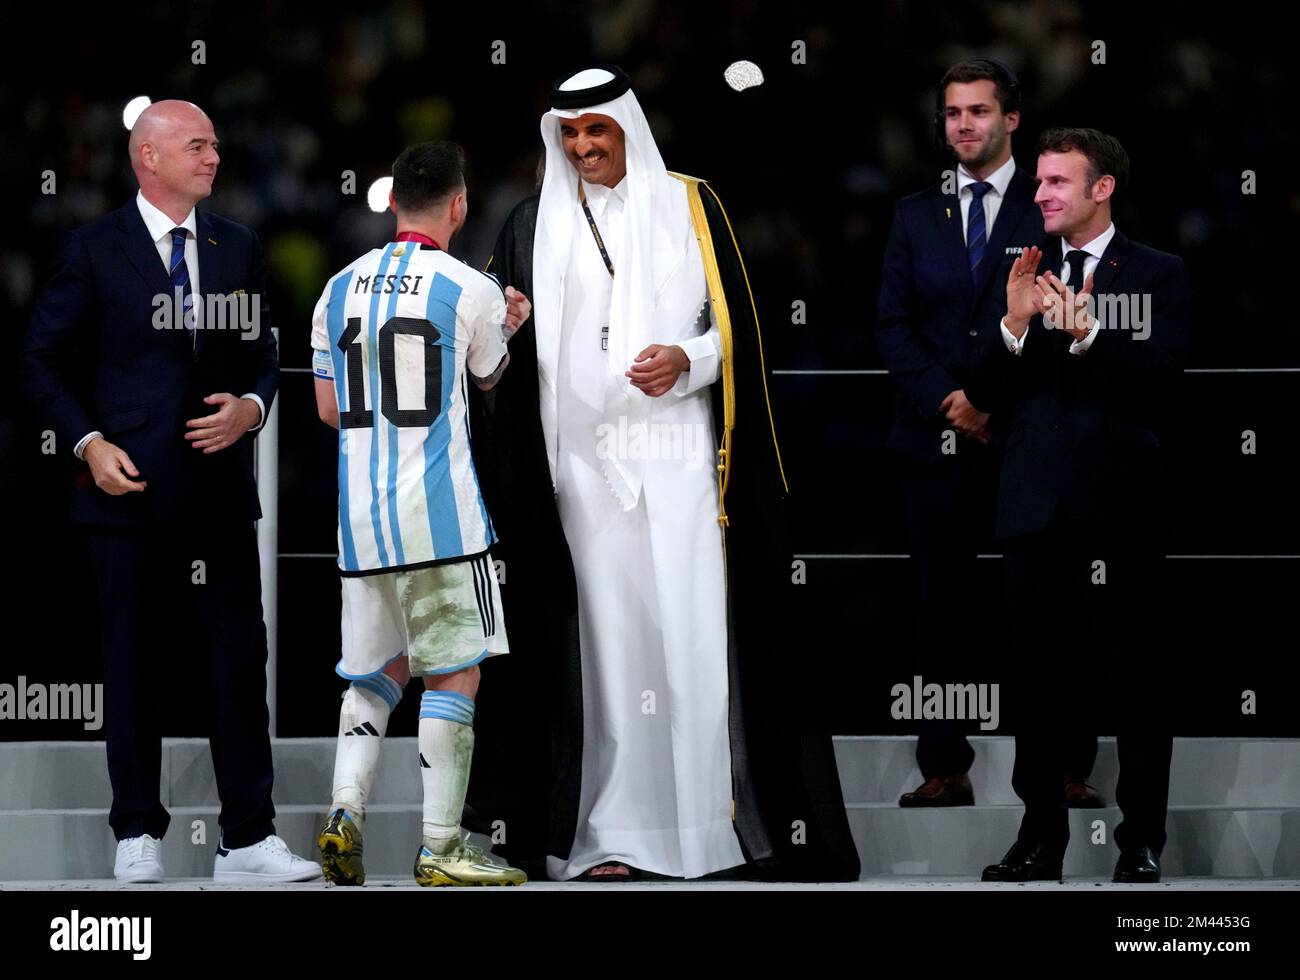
[465,178,860,881]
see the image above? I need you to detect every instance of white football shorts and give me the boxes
[336,552,509,679]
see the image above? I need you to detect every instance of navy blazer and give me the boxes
[23,200,279,526]
[876,167,1045,465]
[966,230,1190,540]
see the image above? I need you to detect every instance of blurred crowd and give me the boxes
[5,1,1295,377]
[1,0,1295,740]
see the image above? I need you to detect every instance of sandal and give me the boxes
[573,861,638,881]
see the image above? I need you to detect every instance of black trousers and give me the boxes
[899,443,996,779]
[1003,506,1171,855]
[84,520,275,848]
[1013,731,1173,855]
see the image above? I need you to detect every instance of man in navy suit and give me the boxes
[877,60,1101,808]
[24,100,318,883]
[972,128,1188,883]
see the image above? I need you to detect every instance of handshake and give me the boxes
[502,286,532,341]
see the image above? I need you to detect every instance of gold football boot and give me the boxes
[318,808,366,886]
[413,838,526,887]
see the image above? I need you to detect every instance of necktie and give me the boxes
[1064,249,1090,295]
[966,181,992,281]
[1059,249,1093,390]
[169,227,196,341]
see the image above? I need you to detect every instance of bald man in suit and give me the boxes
[24,100,319,883]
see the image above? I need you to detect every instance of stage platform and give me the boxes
[2,736,1296,883]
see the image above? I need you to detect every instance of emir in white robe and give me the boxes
[542,175,744,880]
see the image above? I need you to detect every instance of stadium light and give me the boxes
[724,61,764,92]
[367,176,393,214]
[122,96,152,130]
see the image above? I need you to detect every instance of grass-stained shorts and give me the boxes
[336,553,509,679]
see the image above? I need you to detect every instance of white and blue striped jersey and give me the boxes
[310,241,508,576]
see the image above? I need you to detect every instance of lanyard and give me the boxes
[578,184,615,278]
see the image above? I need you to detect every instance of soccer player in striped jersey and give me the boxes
[310,141,531,886]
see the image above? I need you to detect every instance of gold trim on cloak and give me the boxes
[669,172,789,531]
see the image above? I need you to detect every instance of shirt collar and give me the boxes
[136,190,197,243]
[957,154,1016,198]
[581,176,627,217]
[1062,222,1116,260]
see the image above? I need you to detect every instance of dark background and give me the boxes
[2,0,1296,739]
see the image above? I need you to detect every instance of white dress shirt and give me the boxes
[1000,222,1116,356]
[957,154,1017,243]
[74,192,265,459]
[579,176,719,393]
[137,189,201,299]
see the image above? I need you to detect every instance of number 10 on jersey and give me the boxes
[337,315,443,429]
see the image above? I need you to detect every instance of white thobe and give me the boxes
[544,178,744,880]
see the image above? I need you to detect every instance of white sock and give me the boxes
[331,678,401,819]
[418,691,475,852]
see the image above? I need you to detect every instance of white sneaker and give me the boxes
[114,834,164,884]
[213,834,323,883]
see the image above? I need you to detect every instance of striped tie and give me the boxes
[966,181,992,282]
[169,227,196,339]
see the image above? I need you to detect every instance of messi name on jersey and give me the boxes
[354,273,425,295]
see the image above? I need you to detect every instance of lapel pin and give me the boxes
[1109,259,1117,267]
[207,238,217,245]
[945,208,952,219]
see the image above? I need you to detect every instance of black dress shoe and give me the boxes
[1113,846,1161,883]
[1063,776,1106,808]
[898,774,975,807]
[981,841,1064,882]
